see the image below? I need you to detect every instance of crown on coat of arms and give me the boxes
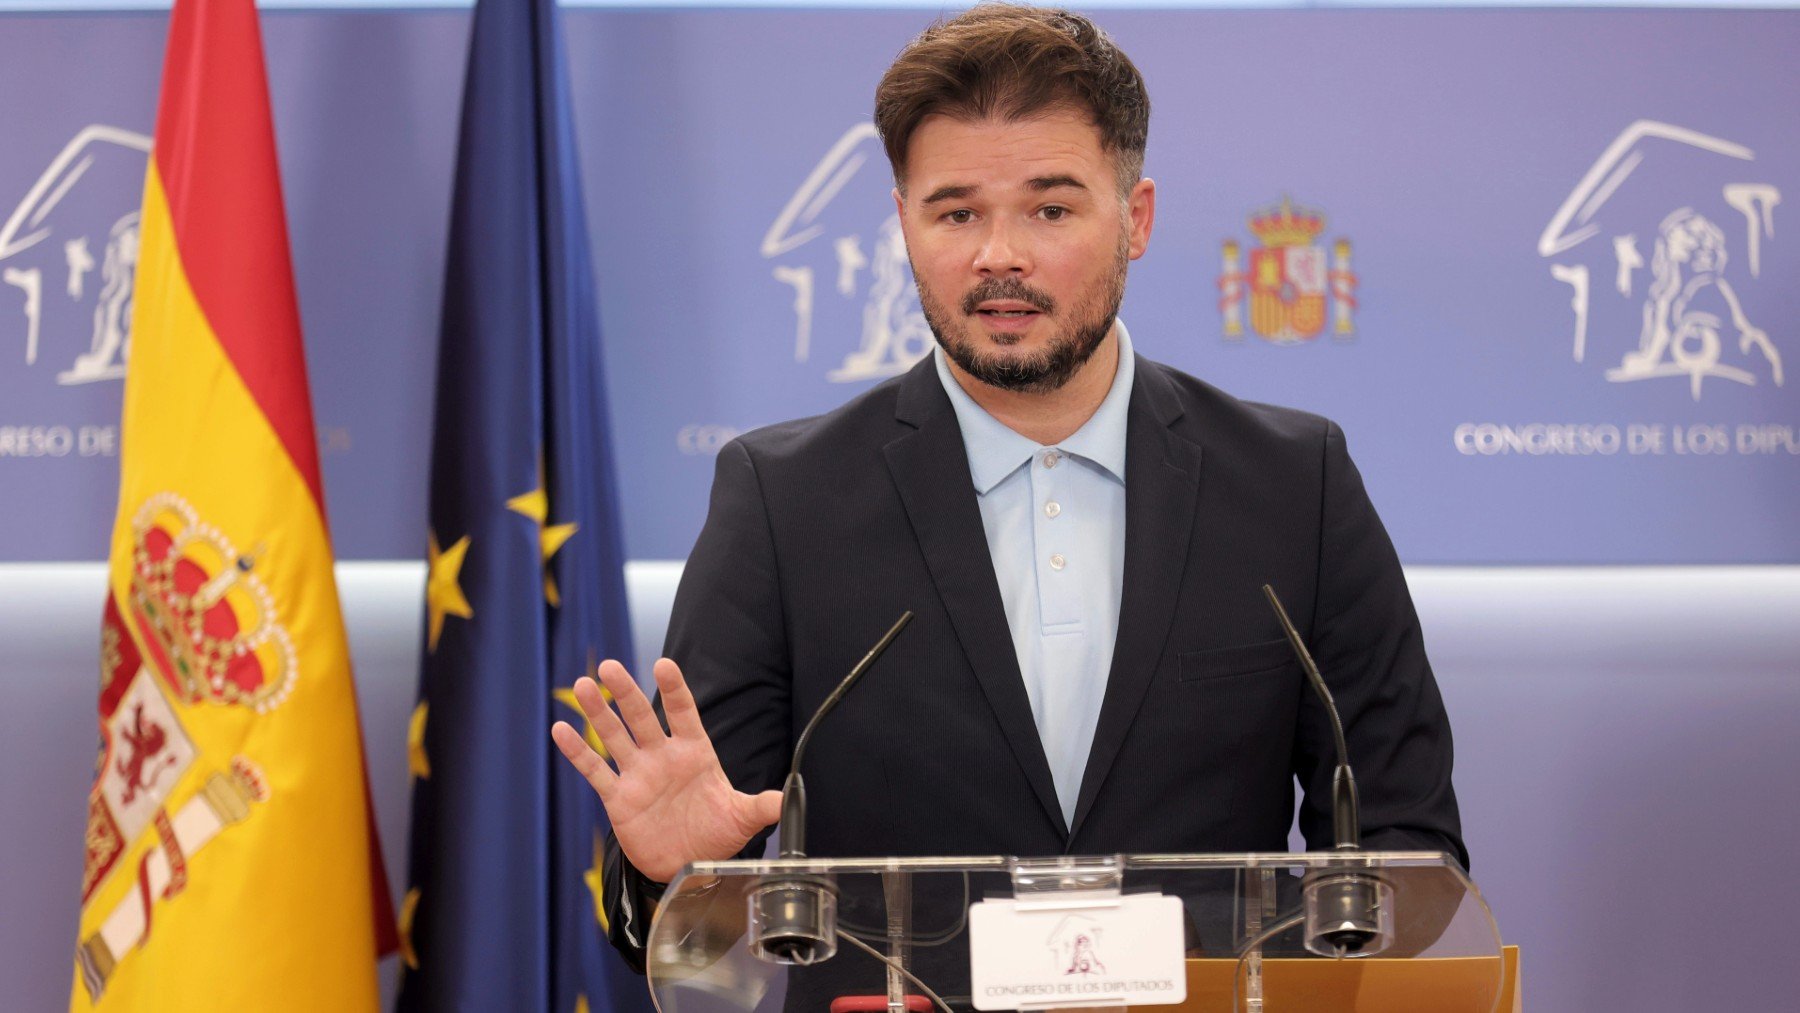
[129,493,295,712]
[1248,196,1326,248]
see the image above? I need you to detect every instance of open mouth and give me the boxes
[973,298,1046,323]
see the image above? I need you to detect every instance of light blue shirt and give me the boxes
[934,323,1134,828]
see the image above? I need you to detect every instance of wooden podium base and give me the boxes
[1172,944,1520,1012]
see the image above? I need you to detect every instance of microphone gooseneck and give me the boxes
[780,610,914,859]
[1261,584,1390,958]
[1261,584,1358,849]
[749,611,914,966]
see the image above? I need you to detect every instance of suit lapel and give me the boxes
[884,361,1068,837]
[1070,359,1204,839]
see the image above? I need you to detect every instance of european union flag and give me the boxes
[397,0,648,1009]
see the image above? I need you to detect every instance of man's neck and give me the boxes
[944,326,1121,446]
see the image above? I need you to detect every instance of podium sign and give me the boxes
[967,891,1187,1009]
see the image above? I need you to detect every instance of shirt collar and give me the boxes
[934,320,1136,494]
[1060,322,1133,483]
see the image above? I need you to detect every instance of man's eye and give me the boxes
[1040,206,1068,222]
[944,209,974,224]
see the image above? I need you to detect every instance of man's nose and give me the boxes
[973,218,1031,276]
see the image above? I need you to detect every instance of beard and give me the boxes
[916,239,1128,394]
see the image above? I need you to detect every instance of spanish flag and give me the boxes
[72,1,394,1008]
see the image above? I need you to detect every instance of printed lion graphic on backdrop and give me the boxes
[1,125,151,386]
[1539,119,1782,400]
[762,123,934,383]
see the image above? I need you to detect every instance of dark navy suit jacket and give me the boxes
[603,353,1465,991]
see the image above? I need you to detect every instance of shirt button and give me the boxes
[1049,553,1066,570]
[1045,501,1061,519]
[1043,451,1061,468]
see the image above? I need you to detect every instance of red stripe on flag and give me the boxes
[150,0,324,508]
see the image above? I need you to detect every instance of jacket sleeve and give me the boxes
[1292,421,1469,869]
[601,835,664,973]
[603,438,795,967]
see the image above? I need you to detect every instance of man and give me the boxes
[553,0,1464,985]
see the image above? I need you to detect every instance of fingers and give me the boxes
[551,719,618,799]
[599,658,668,751]
[572,672,642,770]
[655,658,711,741]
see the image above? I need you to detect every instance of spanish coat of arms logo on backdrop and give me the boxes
[1218,196,1357,343]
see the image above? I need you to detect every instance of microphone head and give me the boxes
[748,876,838,966]
[1302,868,1393,958]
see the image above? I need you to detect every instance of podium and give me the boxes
[645,851,1508,1012]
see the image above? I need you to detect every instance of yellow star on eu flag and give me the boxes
[426,530,474,651]
[408,701,430,780]
[398,887,422,970]
[507,483,579,606]
[585,830,609,933]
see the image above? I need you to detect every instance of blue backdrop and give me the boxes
[0,7,1794,564]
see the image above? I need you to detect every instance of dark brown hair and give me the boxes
[874,3,1150,194]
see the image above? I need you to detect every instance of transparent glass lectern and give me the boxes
[646,852,1502,1013]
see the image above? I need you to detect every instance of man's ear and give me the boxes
[892,186,904,218]
[1127,177,1156,260]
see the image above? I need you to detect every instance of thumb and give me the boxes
[748,788,784,830]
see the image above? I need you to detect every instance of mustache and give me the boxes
[960,277,1055,316]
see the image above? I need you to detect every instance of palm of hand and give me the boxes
[605,736,768,882]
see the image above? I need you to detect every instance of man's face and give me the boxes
[894,108,1155,393]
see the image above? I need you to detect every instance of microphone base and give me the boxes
[748,875,839,966]
[1302,869,1394,958]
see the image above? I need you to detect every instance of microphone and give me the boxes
[1261,584,1391,958]
[748,611,914,966]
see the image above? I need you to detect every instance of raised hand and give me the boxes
[551,657,783,884]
